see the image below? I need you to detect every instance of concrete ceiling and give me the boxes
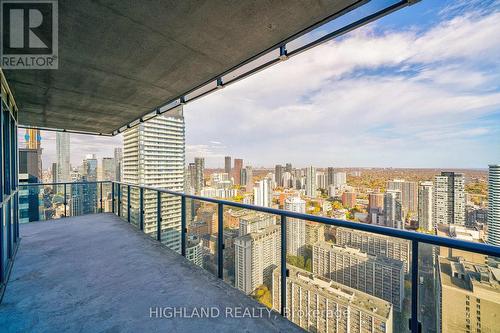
[6,0,364,134]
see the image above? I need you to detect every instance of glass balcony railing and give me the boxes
[17,180,500,333]
[18,181,113,223]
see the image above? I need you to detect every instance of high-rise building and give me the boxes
[102,157,115,181]
[238,212,276,236]
[305,221,325,246]
[275,164,284,187]
[272,266,394,333]
[335,227,410,272]
[83,154,98,181]
[488,165,500,246]
[243,166,253,190]
[384,189,403,229]
[233,158,243,185]
[186,235,203,267]
[305,166,316,197]
[342,191,357,209]
[82,154,98,213]
[433,172,465,225]
[56,132,70,182]
[368,191,384,211]
[224,156,231,176]
[114,147,123,182]
[235,225,281,294]
[418,181,433,231]
[387,179,418,218]
[51,162,57,184]
[18,147,43,223]
[437,256,500,333]
[326,167,335,186]
[285,196,306,256]
[187,162,196,193]
[333,172,347,187]
[282,171,292,189]
[123,107,185,252]
[285,163,292,173]
[316,171,326,190]
[24,128,41,150]
[253,178,272,207]
[194,157,204,194]
[313,242,404,311]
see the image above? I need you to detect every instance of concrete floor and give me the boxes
[0,213,303,333]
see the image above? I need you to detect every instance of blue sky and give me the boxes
[31,0,500,169]
[184,0,500,168]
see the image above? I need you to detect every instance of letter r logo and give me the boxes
[1,1,55,54]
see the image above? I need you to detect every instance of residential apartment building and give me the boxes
[488,165,500,246]
[123,106,185,252]
[335,227,410,272]
[235,225,281,294]
[272,266,393,333]
[437,256,500,333]
[387,179,418,218]
[434,172,465,225]
[418,181,433,231]
[285,196,306,256]
[312,242,404,311]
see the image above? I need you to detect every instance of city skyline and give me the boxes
[17,129,498,171]
[4,1,500,332]
[17,1,500,170]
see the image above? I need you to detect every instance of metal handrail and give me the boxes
[23,180,500,256]
[19,180,112,186]
[23,180,500,333]
[108,181,500,258]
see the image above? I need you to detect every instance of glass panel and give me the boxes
[101,182,113,213]
[160,192,182,253]
[222,206,281,309]
[287,0,403,53]
[420,241,500,333]
[119,185,128,221]
[113,183,119,214]
[69,183,98,217]
[285,219,411,333]
[1,206,6,282]
[143,189,158,239]
[18,184,66,222]
[221,48,280,84]
[129,186,140,227]
[185,198,218,276]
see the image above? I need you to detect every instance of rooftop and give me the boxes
[438,256,500,303]
[0,214,303,332]
[286,266,393,319]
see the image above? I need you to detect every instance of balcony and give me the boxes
[1,1,500,332]
[1,212,302,332]
[3,181,500,333]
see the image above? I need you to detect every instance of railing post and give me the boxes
[410,240,421,333]
[217,203,224,279]
[157,191,161,241]
[280,214,287,317]
[181,196,186,256]
[127,185,131,223]
[0,207,3,285]
[63,183,67,217]
[117,185,121,217]
[111,183,115,214]
[139,187,144,231]
[100,182,103,212]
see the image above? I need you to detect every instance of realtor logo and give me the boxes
[1,0,58,69]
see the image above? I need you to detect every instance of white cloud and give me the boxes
[185,6,500,168]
